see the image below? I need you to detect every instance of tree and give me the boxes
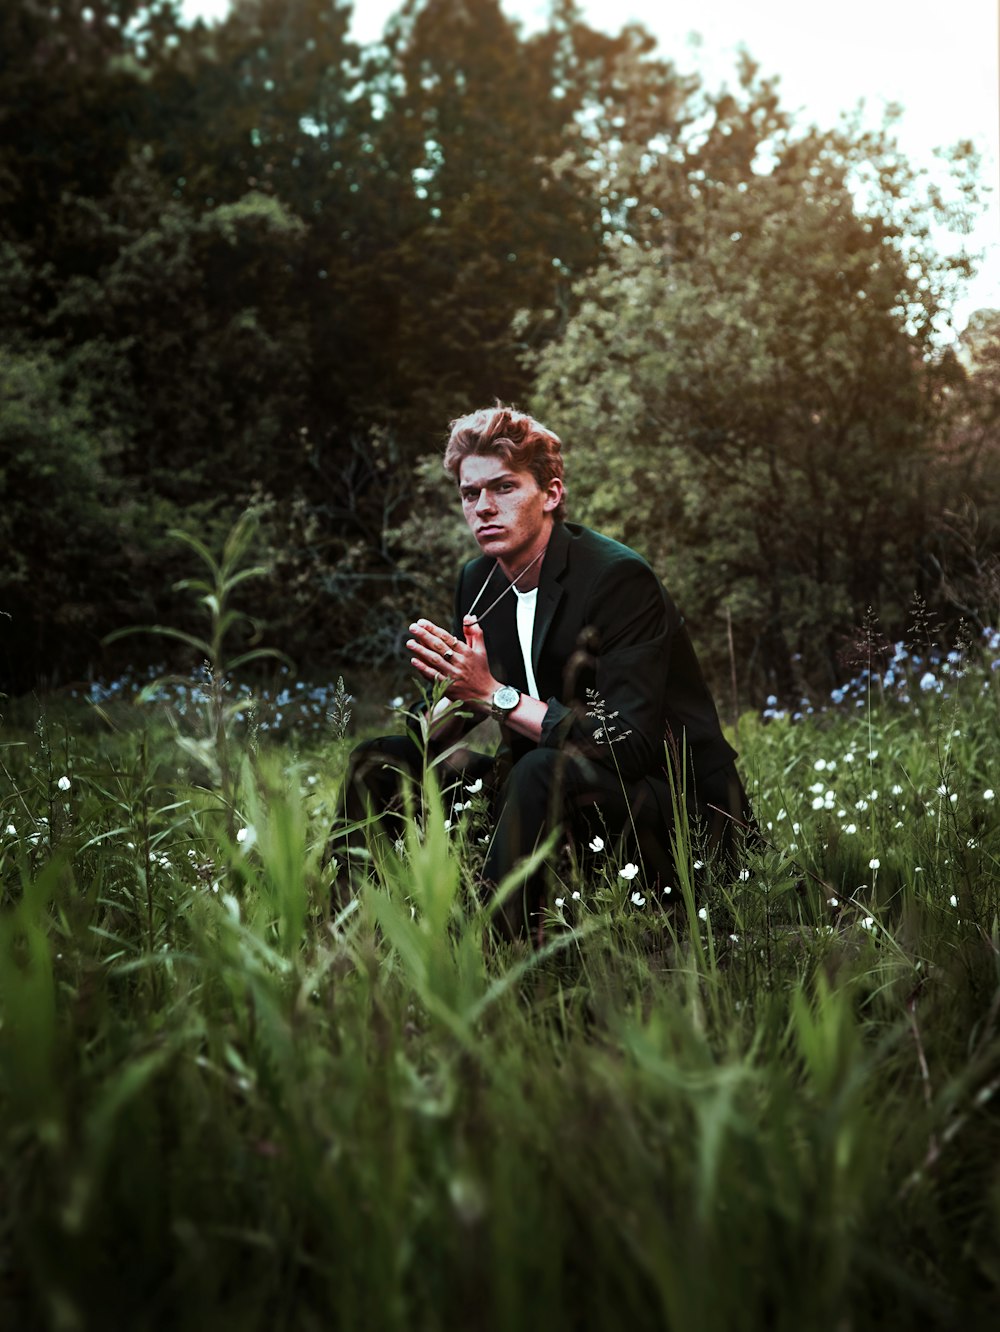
[532,93,975,697]
[922,310,1000,626]
[0,347,131,689]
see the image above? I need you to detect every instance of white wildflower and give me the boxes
[828,896,839,907]
[619,862,639,880]
[443,818,452,831]
[792,821,801,834]
[57,775,71,791]
[891,784,903,796]
[697,906,708,921]
[984,789,995,801]
[554,897,565,909]
[236,826,250,843]
[809,781,824,795]
[662,884,672,895]
[861,916,876,931]
[5,823,15,837]
[811,796,824,810]
[588,835,605,852]
[869,857,880,870]
[867,750,878,761]
[465,778,483,794]
[738,868,751,882]
[693,859,704,870]
[949,894,958,908]
[630,890,646,907]
[936,783,948,796]
[950,793,958,804]
[855,798,868,811]
[844,824,857,835]
[776,808,787,821]
[813,759,827,771]
[572,890,581,901]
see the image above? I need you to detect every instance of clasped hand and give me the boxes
[406,614,497,707]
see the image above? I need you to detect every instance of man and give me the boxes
[339,404,749,939]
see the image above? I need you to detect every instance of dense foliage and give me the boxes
[1,0,997,701]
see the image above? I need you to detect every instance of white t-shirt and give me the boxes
[512,584,539,699]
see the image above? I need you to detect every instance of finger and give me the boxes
[412,618,450,643]
[407,639,450,672]
[411,657,446,685]
[463,615,485,648]
[408,621,436,650]
[409,621,457,660]
[407,634,455,666]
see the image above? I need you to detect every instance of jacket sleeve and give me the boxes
[537,557,674,782]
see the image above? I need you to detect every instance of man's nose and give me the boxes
[475,489,496,514]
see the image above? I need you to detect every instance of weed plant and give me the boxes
[1,552,998,1329]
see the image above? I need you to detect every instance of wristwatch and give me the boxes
[490,684,521,721]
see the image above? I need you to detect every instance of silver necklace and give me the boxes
[465,546,545,624]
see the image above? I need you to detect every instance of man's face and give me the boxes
[458,454,562,567]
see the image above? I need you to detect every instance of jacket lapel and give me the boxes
[531,522,571,678]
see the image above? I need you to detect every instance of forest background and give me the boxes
[2,0,999,704]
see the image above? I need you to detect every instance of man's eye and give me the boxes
[497,483,514,492]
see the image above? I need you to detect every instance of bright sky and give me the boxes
[182,0,999,331]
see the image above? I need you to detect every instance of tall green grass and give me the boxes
[1,561,998,1327]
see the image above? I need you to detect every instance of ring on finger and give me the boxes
[443,647,454,660]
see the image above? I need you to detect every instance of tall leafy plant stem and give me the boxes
[104,510,291,837]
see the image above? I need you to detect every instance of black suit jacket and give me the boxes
[452,522,736,788]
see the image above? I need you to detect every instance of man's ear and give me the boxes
[543,478,564,512]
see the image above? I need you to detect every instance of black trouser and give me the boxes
[334,735,752,940]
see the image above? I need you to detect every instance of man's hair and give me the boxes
[443,403,566,520]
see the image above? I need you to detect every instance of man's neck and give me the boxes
[497,527,553,591]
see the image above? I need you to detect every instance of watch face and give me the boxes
[493,685,520,712]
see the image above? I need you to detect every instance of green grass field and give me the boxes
[1,637,999,1330]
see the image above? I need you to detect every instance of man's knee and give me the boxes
[499,747,571,812]
[343,734,424,816]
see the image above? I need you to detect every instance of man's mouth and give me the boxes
[477,526,504,537]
